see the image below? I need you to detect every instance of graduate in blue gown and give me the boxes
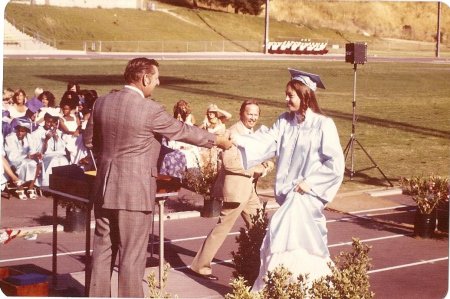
[234,69,345,291]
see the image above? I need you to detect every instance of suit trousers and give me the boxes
[88,206,152,297]
[191,193,261,275]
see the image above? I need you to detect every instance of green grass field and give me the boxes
[3,59,449,191]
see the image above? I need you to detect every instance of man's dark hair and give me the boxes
[124,57,159,84]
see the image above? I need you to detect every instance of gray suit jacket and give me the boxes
[84,87,215,211]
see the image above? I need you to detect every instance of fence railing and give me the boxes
[5,16,56,48]
[79,40,263,53]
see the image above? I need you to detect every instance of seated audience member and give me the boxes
[2,110,12,140]
[30,111,69,186]
[60,90,79,112]
[78,89,98,130]
[199,104,232,171]
[164,100,202,169]
[3,88,14,110]
[1,148,22,193]
[7,89,28,119]
[199,104,232,136]
[36,90,57,123]
[59,98,88,164]
[174,99,196,126]
[67,81,81,94]
[4,119,39,199]
[7,98,43,135]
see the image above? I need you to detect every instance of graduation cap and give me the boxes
[14,117,32,132]
[288,68,325,91]
[25,98,44,113]
[44,109,60,120]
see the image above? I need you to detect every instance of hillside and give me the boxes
[3,1,449,53]
[270,0,449,43]
[162,0,449,43]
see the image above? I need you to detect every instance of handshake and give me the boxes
[215,135,233,150]
[261,160,275,178]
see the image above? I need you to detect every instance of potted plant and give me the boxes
[182,151,220,218]
[401,175,449,238]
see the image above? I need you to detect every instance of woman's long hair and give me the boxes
[173,99,192,121]
[287,80,324,115]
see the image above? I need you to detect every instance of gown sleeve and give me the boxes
[235,122,279,170]
[303,118,345,202]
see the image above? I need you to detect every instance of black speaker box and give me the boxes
[345,43,367,64]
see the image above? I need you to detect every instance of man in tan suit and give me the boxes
[190,99,274,280]
[83,57,232,297]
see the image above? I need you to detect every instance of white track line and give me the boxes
[0,250,87,263]
[368,257,448,274]
[0,207,415,264]
[349,205,412,215]
[173,234,411,270]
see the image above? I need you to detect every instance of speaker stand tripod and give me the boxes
[343,63,393,187]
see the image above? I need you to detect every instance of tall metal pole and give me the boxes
[436,1,441,58]
[264,0,269,54]
[350,63,357,178]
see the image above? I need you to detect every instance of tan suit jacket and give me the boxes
[213,121,265,203]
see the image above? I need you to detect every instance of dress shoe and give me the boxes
[189,270,218,281]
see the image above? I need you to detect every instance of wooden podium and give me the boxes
[47,165,181,294]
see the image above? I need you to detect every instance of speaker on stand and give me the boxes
[343,42,393,187]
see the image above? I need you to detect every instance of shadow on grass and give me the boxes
[37,74,210,87]
[162,84,450,140]
[343,169,398,187]
[36,73,450,139]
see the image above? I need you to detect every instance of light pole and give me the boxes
[436,1,441,58]
[264,0,269,54]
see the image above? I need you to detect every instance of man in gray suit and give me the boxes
[83,57,232,297]
[190,99,274,280]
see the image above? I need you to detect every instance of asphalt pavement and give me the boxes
[1,184,433,298]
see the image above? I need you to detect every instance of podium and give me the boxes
[46,165,181,295]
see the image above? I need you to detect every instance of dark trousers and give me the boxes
[88,206,152,297]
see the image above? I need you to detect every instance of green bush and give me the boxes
[146,262,176,298]
[228,229,374,299]
[231,207,269,285]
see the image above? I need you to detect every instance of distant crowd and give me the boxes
[2,83,98,200]
[1,83,232,200]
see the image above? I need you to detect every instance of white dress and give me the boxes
[61,117,88,164]
[235,108,345,291]
[7,105,27,119]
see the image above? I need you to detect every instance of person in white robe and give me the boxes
[234,69,345,291]
[60,100,88,165]
[29,112,69,186]
[4,120,39,199]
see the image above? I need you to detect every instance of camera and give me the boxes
[345,42,367,64]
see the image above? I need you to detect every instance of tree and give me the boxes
[204,0,265,15]
[231,0,266,15]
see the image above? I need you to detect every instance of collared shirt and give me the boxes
[240,122,254,135]
[124,85,144,98]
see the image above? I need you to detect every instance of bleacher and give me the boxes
[3,20,56,52]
